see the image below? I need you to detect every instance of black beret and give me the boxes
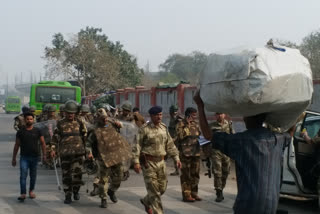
[148,106,162,115]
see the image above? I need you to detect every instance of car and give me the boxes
[281,110,320,207]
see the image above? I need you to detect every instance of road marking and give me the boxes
[0,198,14,214]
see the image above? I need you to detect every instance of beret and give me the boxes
[148,106,162,115]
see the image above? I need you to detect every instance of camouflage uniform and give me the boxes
[168,115,182,139]
[86,121,131,206]
[209,120,234,191]
[175,119,201,200]
[86,113,95,124]
[51,118,87,197]
[168,113,183,176]
[133,122,180,214]
[13,114,25,131]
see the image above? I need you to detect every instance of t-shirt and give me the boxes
[211,127,290,214]
[16,127,43,157]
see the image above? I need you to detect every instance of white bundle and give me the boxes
[199,45,313,129]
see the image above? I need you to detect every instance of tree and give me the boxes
[44,27,143,95]
[300,30,320,79]
[159,51,208,83]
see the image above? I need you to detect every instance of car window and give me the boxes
[302,114,320,138]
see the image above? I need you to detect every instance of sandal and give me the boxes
[18,194,26,202]
[29,191,36,199]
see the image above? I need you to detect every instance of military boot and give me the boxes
[122,171,130,181]
[107,189,118,203]
[215,189,224,202]
[100,199,107,208]
[73,192,80,201]
[90,184,99,196]
[64,193,72,204]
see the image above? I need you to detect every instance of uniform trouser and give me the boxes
[60,155,84,195]
[92,162,124,185]
[142,160,167,214]
[211,149,231,191]
[180,155,200,198]
[96,159,123,199]
[45,145,54,168]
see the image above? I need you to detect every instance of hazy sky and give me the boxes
[1,0,320,84]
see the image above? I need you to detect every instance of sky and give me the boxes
[0,0,320,84]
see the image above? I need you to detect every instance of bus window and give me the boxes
[36,87,76,104]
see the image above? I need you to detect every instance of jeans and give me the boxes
[20,156,38,194]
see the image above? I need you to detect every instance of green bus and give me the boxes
[29,81,82,115]
[5,96,21,113]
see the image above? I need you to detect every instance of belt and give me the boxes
[143,153,164,162]
[61,132,81,137]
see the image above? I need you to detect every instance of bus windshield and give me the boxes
[7,98,20,103]
[36,87,76,104]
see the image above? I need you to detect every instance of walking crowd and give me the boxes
[11,91,294,214]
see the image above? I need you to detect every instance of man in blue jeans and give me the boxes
[12,112,46,201]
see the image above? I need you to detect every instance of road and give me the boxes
[0,113,318,214]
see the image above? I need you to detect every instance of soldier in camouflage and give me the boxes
[89,108,123,197]
[86,110,131,208]
[38,104,49,122]
[176,107,202,202]
[79,104,92,124]
[13,106,30,131]
[116,103,134,122]
[209,113,235,202]
[57,104,65,120]
[43,105,58,169]
[168,105,183,176]
[133,106,181,214]
[50,100,87,204]
[47,105,57,121]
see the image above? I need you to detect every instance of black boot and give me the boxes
[122,171,130,181]
[73,192,80,201]
[107,189,118,203]
[100,199,107,208]
[90,185,99,196]
[215,189,224,202]
[64,193,72,204]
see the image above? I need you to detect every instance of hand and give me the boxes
[193,89,204,107]
[134,163,141,174]
[50,151,56,158]
[176,160,182,169]
[42,156,47,163]
[12,159,16,167]
[87,153,93,160]
[114,121,122,128]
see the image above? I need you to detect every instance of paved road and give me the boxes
[0,113,318,213]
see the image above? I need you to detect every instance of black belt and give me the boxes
[61,132,81,137]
